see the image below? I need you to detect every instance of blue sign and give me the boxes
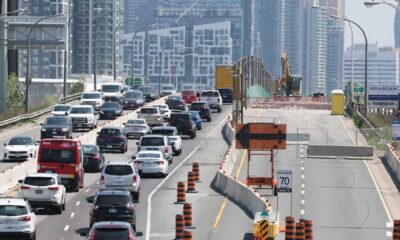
[392,120,400,141]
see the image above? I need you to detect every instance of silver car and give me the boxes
[123,119,150,139]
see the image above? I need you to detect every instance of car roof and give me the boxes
[54,103,71,107]
[126,90,142,93]
[46,115,68,119]
[142,106,158,109]
[83,91,101,94]
[141,134,165,138]
[137,150,163,155]
[93,221,132,229]
[105,161,132,166]
[101,126,123,130]
[0,198,28,206]
[191,101,207,104]
[151,126,176,131]
[97,190,131,196]
[26,173,58,178]
[71,105,92,108]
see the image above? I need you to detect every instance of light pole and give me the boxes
[113,17,139,81]
[364,0,400,10]
[332,15,368,117]
[0,8,24,17]
[158,47,170,95]
[25,13,64,113]
[64,8,101,98]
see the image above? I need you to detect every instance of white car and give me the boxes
[153,104,171,121]
[150,126,182,155]
[137,135,173,163]
[51,104,71,116]
[69,105,98,131]
[18,173,66,214]
[137,107,163,127]
[100,161,141,202]
[123,119,151,139]
[80,92,104,110]
[200,90,223,112]
[3,136,38,162]
[0,198,36,240]
[160,85,177,96]
[133,150,169,177]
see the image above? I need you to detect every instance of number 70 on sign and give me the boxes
[277,170,292,193]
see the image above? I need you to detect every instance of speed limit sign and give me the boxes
[277,170,292,192]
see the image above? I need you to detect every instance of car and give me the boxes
[182,90,199,104]
[133,150,169,177]
[199,90,223,112]
[137,135,173,163]
[160,85,177,96]
[123,119,150,139]
[3,136,38,162]
[69,105,98,131]
[165,95,186,111]
[90,191,137,231]
[150,126,182,155]
[153,104,171,121]
[137,107,163,127]
[122,86,130,92]
[101,83,124,103]
[82,144,105,172]
[40,116,73,139]
[86,221,140,240]
[168,112,197,139]
[138,86,159,101]
[100,162,141,201]
[184,111,202,130]
[18,173,66,214]
[189,101,212,121]
[51,104,71,116]
[99,102,123,119]
[217,88,233,103]
[122,90,145,110]
[0,198,36,240]
[96,127,128,153]
[80,92,104,110]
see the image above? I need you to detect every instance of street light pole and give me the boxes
[25,13,64,113]
[364,0,400,10]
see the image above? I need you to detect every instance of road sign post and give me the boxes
[277,169,293,215]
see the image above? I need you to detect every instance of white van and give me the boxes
[101,83,124,101]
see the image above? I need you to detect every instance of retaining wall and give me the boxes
[384,144,400,183]
[307,145,374,158]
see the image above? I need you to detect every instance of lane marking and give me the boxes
[300,166,304,171]
[301,174,305,179]
[300,209,305,215]
[301,200,305,205]
[75,201,80,206]
[64,225,69,231]
[301,184,305,189]
[212,198,228,229]
[85,189,90,193]
[70,212,75,218]
[301,190,305,195]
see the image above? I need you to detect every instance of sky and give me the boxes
[344,0,396,49]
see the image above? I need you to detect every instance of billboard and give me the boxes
[368,85,398,109]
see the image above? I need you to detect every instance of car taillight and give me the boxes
[19,215,31,221]
[155,161,164,165]
[132,175,137,183]
[116,136,125,141]
[21,186,30,190]
[126,204,135,213]
[37,164,41,169]
[75,164,79,172]
[100,175,104,184]
[91,154,100,160]
[48,186,59,191]
[92,205,99,211]
[164,147,169,154]
[134,161,143,165]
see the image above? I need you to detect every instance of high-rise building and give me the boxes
[72,0,123,76]
[123,0,157,33]
[395,1,400,48]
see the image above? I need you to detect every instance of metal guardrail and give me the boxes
[0,92,83,129]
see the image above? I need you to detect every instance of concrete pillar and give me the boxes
[0,0,8,114]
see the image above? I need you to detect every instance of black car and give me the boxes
[168,112,196,139]
[218,88,233,103]
[165,95,186,111]
[122,90,145,110]
[90,190,136,231]
[99,102,123,119]
[138,86,159,101]
[82,144,105,172]
[96,127,128,153]
[40,116,72,139]
[189,102,212,122]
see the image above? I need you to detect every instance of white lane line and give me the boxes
[85,189,90,193]
[300,166,304,171]
[300,154,304,158]
[301,184,305,189]
[145,114,229,240]
[300,160,304,164]
[301,190,305,195]
[387,222,393,228]
[75,201,80,206]
[64,225,69,231]
[300,209,305,215]
[387,231,393,237]
[70,212,75,218]
[301,174,305,179]
[301,199,305,205]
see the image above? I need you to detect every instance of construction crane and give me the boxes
[274,51,302,96]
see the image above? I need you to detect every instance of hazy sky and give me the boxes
[344,0,396,49]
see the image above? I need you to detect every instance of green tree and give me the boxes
[7,73,24,113]
[70,77,85,95]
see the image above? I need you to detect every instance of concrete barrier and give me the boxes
[384,144,400,183]
[307,145,373,158]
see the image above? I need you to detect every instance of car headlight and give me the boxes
[87,117,93,121]
[41,128,46,132]
[61,128,69,132]
[116,110,121,114]
[28,148,35,153]
[3,148,8,153]
[125,100,128,103]
[96,102,101,106]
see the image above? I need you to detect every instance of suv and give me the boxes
[51,104,71,116]
[99,102,123,119]
[165,95,186,111]
[96,127,128,153]
[90,191,136,231]
[80,92,104,110]
[123,90,145,109]
[160,85,177,97]
[169,113,197,139]
[87,222,140,239]
[189,101,212,122]
[137,107,163,127]
[217,88,233,103]
[18,173,66,214]
[200,90,223,112]
[137,135,173,162]
[40,116,72,139]
[150,126,182,155]
[100,162,141,201]
[69,105,98,131]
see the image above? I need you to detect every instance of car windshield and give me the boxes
[100,129,122,136]
[53,105,70,112]
[168,96,181,101]
[190,103,205,110]
[218,89,232,94]
[95,195,130,205]
[82,145,98,154]
[104,165,133,176]
[24,177,55,186]
[0,206,28,216]
[40,149,76,163]
[151,129,174,136]
[127,119,145,125]
[102,85,120,92]
[93,228,129,240]
[138,152,162,158]
[140,108,158,114]
[163,86,175,90]
[102,102,120,108]
[182,90,195,95]
[139,87,154,93]
[141,137,164,146]
[45,117,68,125]
[201,91,219,97]
[82,93,100,99]
[70,107,92,114]
[125,91,142,98]
[9,137,33,145]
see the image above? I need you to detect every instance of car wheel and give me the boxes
[208,117,212,122]
[218,107,221,113]
[62,198,66,211]
[30,231,36,240]
[55,204,62,214]
[132,191,140,203]
[178,149,182,155]
[120,147,125,153]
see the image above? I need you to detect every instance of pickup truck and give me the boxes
[69,105,98,131]
[150,126,182,156]
[199,90,223,113]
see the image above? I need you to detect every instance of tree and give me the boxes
[7,73,24,113]
[70,77,85,95]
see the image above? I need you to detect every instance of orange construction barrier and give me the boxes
[295,222,305,240]
[192,162,200,181]
[176,181,186,204]
[394,219,400,240]
[183,230,192,240]
[187,172,197,193]
[175,214,185,239]
[183,203,194,228]
[285,216,295,240]
[302,219,313,240]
